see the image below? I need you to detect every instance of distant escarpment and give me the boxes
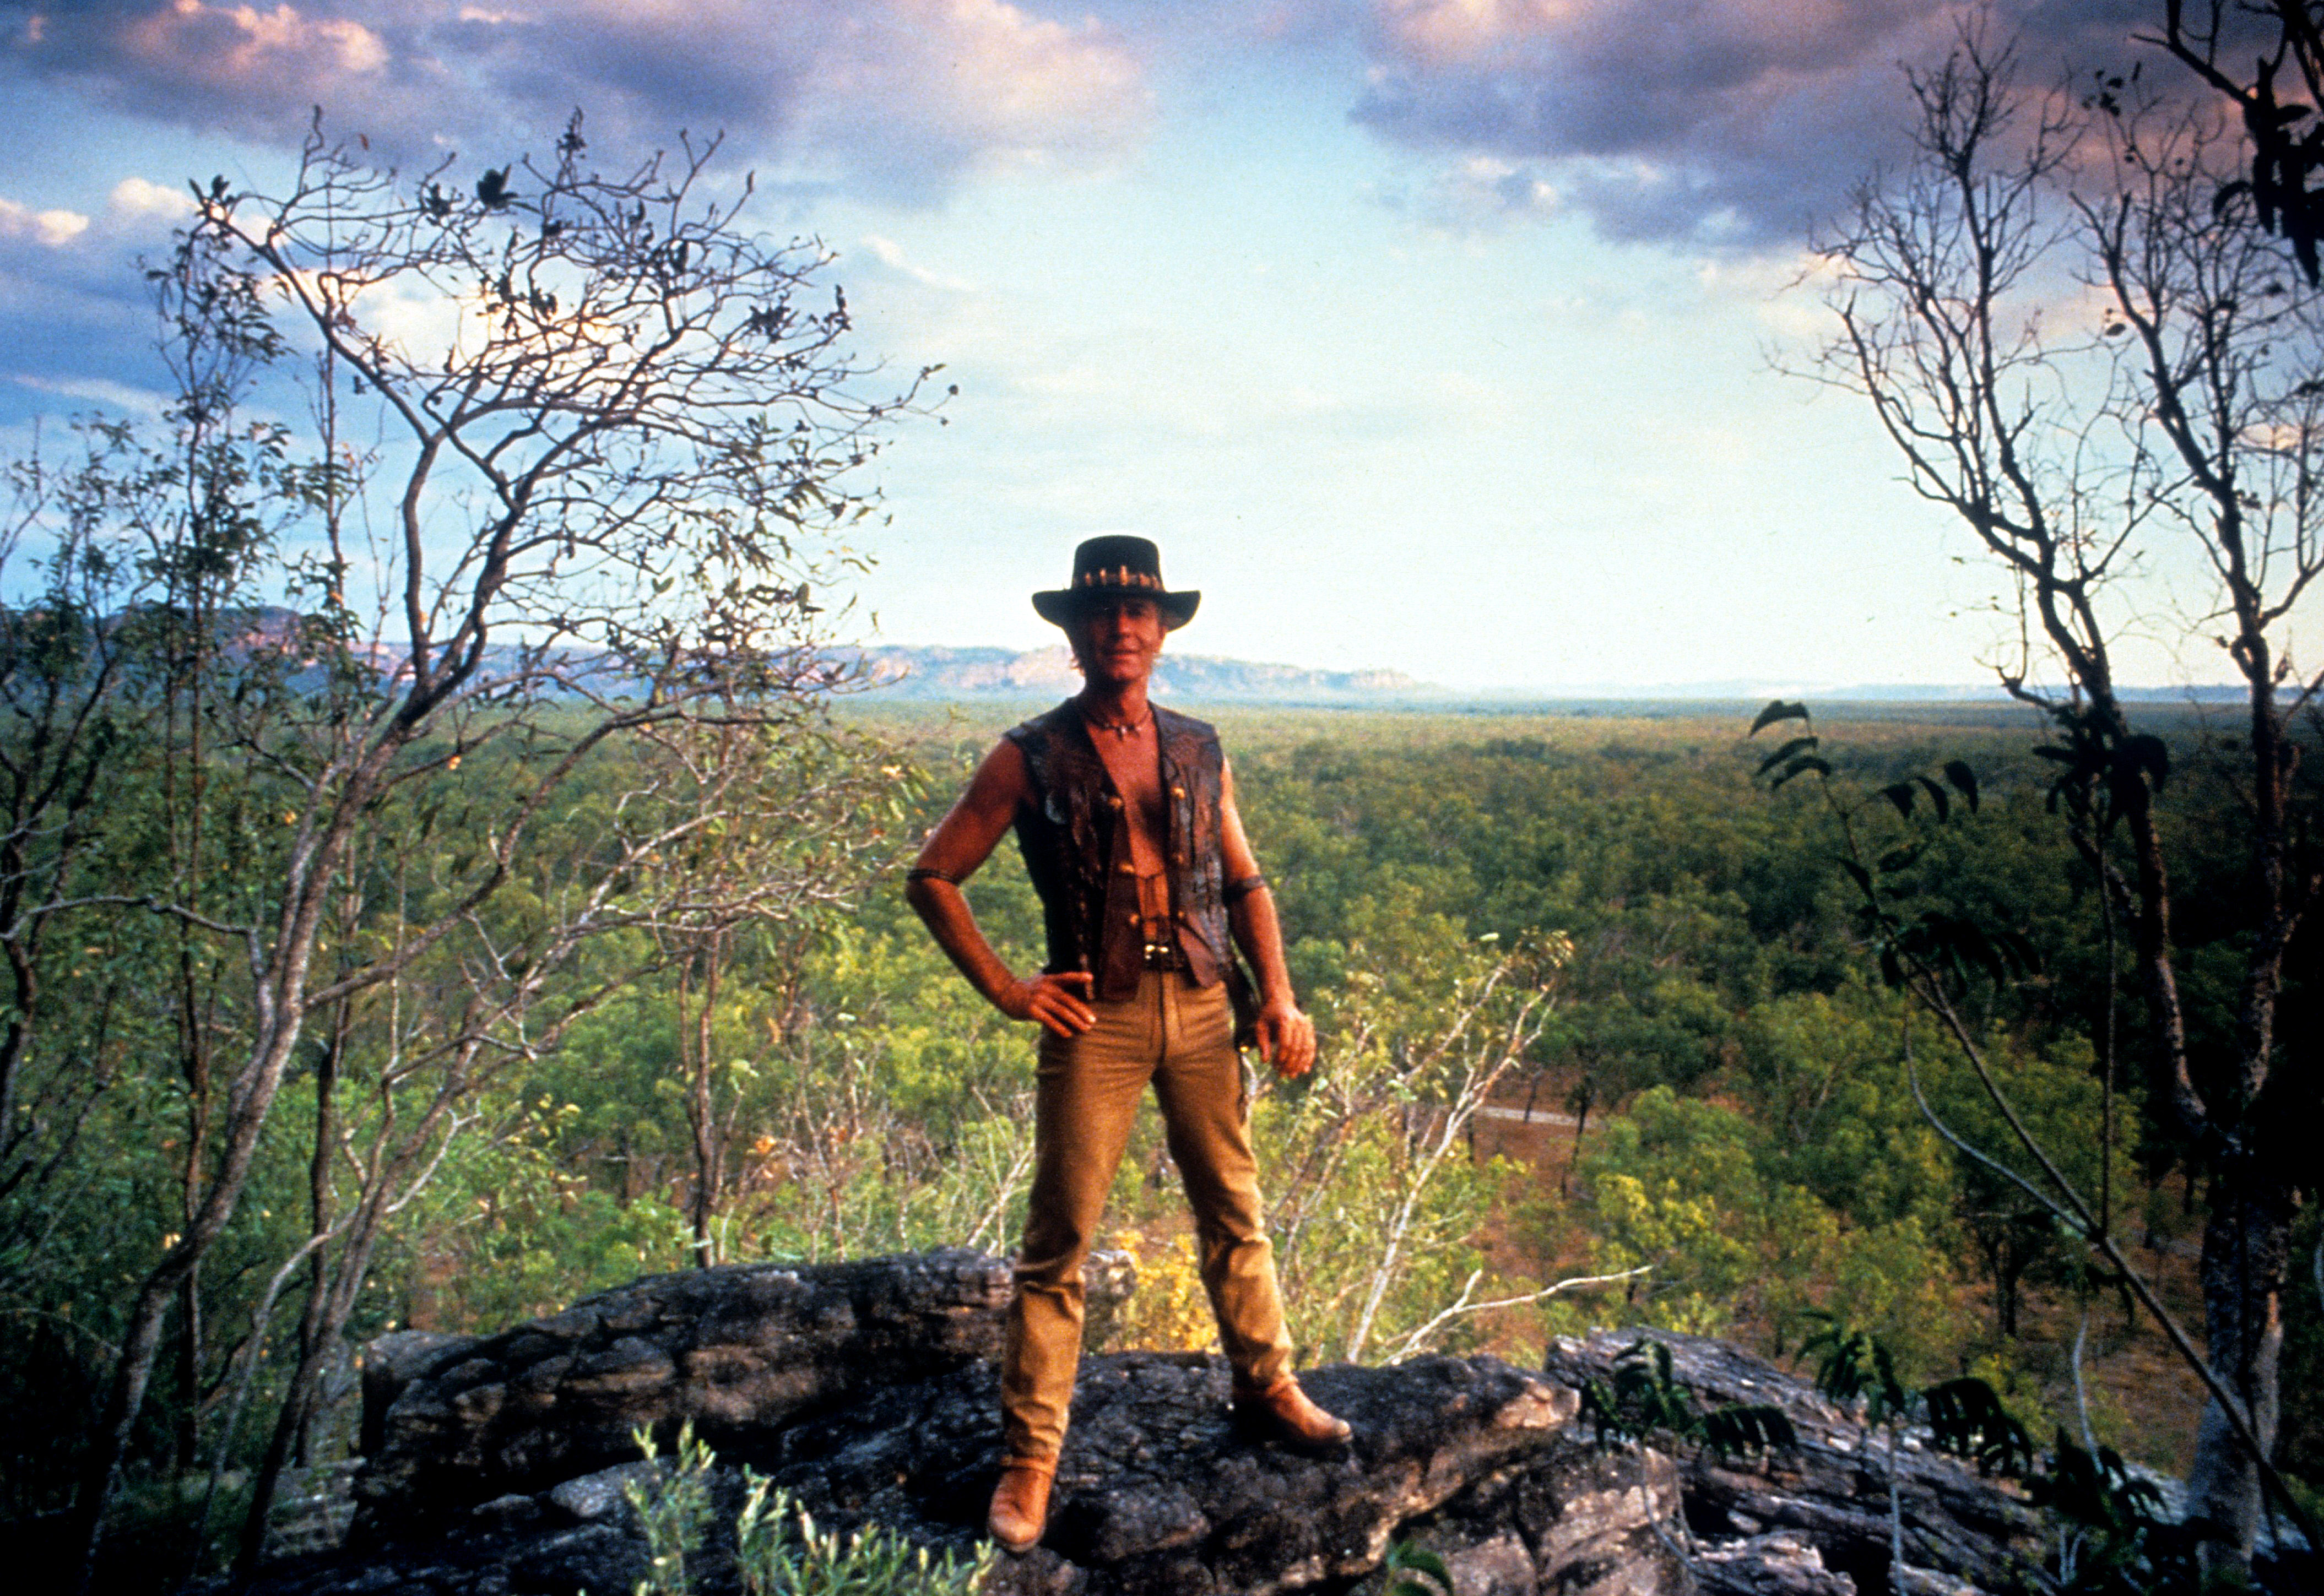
[228,1251,2085,1596]
[852,646,1444,705]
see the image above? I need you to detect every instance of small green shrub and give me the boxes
[621,1424,992,1596]
[626,1422,717,1596]
[1578,1337,1796,1458]
[735,1472,994,1595]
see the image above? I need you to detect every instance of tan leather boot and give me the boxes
[987,1457,1056,1554]
[1232,1375,1352,1450]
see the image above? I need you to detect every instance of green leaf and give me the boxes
[1769,754,1832,790]
[1947,918,2005,984]
[1880,781,1916,818]
[1871,1340,1909,1416]
[1749,699,1811,736]
[1923,1378,2034,1476]
[1915,774,1951,822]
[1384,1538,1456,1596]
[1994,926,2042,978]
[1702,1403,1798,1457]
[1756,735,1819,776]
[1942,759,1980,812]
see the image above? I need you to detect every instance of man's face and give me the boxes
[1068,596,1166,688]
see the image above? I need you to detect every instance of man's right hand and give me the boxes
[1002,970,1097,1037]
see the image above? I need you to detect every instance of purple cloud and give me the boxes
[1349,0,2167,245]
[1,1,1152,203]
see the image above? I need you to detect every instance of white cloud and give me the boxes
[1423,154,1559,230]
[107,176,193,224]
[859,235,979,294]
[0,198,91,247]
[1372,0,1581,70]
[7,373,170,416]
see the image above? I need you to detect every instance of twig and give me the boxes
[1380,1264,1651,1363]
[2072,1304,2096,1454]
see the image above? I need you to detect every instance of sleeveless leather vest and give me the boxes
[1005,701,1230,1001]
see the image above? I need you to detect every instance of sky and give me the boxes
[0,0,2269,693]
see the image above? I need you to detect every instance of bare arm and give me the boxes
[905,738,1096,1038]
[1221,761,1317,1078]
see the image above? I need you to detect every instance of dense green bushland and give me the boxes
[2,696,2317,1576]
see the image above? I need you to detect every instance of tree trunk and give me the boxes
[236,1221,385,1577]
[2186,1189,2290,1572]
[70,1000,318,1592]
[237,1305,327,1573]
[69,1269,183,1586]
[173,1269,202,1474]
[235,1010,345,1564]
[172,976,213,1476]
[1562,1085,1592,1199]
[686,936,725,1267]
[236,1025,473,1577]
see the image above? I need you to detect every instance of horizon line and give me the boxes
[849,641,2252,700]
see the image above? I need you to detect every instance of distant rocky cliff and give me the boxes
[229,1251,2094,1596]
[851,647,1443,705]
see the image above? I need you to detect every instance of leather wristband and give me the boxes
[1224,873,1267,904]
[907,866,962,887]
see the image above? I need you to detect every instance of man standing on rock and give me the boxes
[906,535,1351,1554]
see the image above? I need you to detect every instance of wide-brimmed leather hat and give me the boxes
[1032,535,1199,630]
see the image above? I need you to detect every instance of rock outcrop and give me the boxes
[351,1250,1137,1539]
[249,1250,1691,1596]
[1540,1329,2045,1596]
[229,1257,2152,1596]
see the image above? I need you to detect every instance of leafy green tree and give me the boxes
[615,713,919,1264]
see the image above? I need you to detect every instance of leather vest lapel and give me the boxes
[1006,701,1229,1000]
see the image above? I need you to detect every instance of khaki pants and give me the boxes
[1000,969,1295,1462]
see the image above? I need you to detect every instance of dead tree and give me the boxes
[1805,29,2322,1575]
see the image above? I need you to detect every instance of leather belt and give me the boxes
[1141,940,1187,970]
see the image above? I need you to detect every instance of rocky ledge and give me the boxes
[233,1252,2077,1596]
[349,1249,1137,1539]
[1542,1329,2041,1595]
